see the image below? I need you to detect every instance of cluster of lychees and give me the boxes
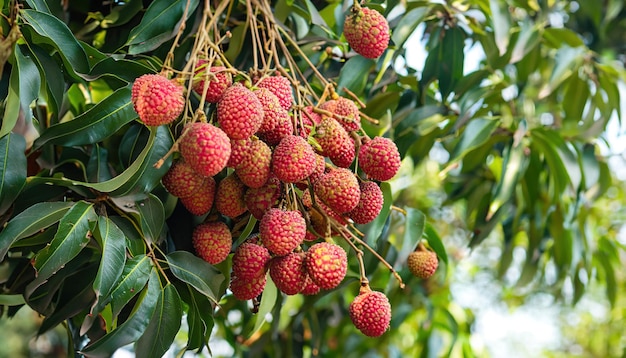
[129,3,439,338]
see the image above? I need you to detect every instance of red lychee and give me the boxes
[232,242,270,279]
[162,160,205,198]
[193,61,232,103]
[313,116,355,168]
[319,97,361,132]
[259,113,294,146]
[305,242,347,290]
[269,252,307,295]
[349,287,391,337]
[179,176,216,216]
[226,138,251,168]
[407,248,438,279]
[244,176,282,220]
[300,274,321,295]
[230,273,267,301]
[314,167,360,213]
[217,83,264,139]
[256,75,294,111]
[131,74,185,126]
[343,6,390,59]
[347,181,384,224]
[215,173,248,218]
[259,208,306,256]
[192,221,232,265]
[358,136,401,181]
[254,88,288,134]
[271,135,317,183]
[236,137,271,188]
[179,123,231,177]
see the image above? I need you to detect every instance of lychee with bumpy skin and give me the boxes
[358,136,401,181]
[347,181,384,224]
[319,97,361,132]
[407,246,438,279]
[215,173,248,218]
[232,242,270,279]
[131,74,185,126]
[179,123,231,177]
[269,252,307,295]
[256,75,294,111]
[217,83,264,139]
[305,242,347,290]
[236,138,272,188]
[297,106,322,138]
[272,135,316,183]
[260,208,306,256]
[254,88,287,134]
[193,61,232,103]
[343,6,390,59]
[259,113,294,146]
[349,286,391,337]
[314,167,360,213]
[244,176,282,220]
[179,176,216,216]
[313,117,355,168]
[162,160,205,198]
[230,273,267,301]
[227,138,251,168]
[300,274,321,295]
[192,221,232,265]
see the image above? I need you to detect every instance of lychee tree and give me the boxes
[0,0,624,356]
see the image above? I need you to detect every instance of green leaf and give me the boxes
[0,201,74,261]
[543,28,584,48]
[85,58,155,83]
[110,216,146,256]
[391,7,429,49]
[33,86,136,148]
[92,216,126,315]
[364,181,393,246]
[39,277,96,334]
[166,251,224,303]
[0,133,27,215]
[336,56,375,96]
[135,283,182,358]
[109,255,153,319]
[26,43,64,118]
[490,0,511,55]
[26,201,97,295]
[178,283,214,352]
[249,274,278,338]
[439,26,465,98]
[14,44,41,121]
[0,294,25,306]
[403,207,425,254]
[0,60,22,138]
[510,19,542,63]
[82,268,160,358]
[127,0,200,54]
[538,46,585,99]
[136,194,165,244]
[563,74,590,122]
[101,0,143,28]
[449,118,499,163]
[87,145,113,183]
[423,222,448,265]
[20,9,90,77]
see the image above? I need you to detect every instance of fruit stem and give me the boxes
[342,87,366,109]
[416,241,427,252]
[390,205,407,216]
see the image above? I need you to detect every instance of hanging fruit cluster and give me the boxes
[129,1,438,337]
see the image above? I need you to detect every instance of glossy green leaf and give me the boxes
[14,44,41,121]
[109,255,152,319]
[0,201,74,261]
[336,56,375,96]
[127,0,200,54]
[510,19,541,63]
[403,207,425,254]
[92,216,126,315]
[0,133,27,215]
[0,294,25,306]
[364,181,392,246]
[110,216,146,256]
[82,269,160,358]
[33,86,136,148]
[101,0,143,28]
[135,283,182,358]
[439,26,465,98]
[538,46,585,99]
[490,0,511,55]
[136,194,165,244]
[39,277,96,334]
[166,251,224,303]
[27,201,97,294]
[423,222,448,265]
[84,58,155,83]
[563,74,590,122]
[449,118,499,163]
[249,274,278,338]
[391,7,429,49]
[20,9,90,77]
[178,283,214,352]
[0,59,21,138]
[26,43,64,118]
[87,145,113,183]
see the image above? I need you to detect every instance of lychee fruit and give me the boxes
[313,116,355,168]
[407,246,438,279]
[227,138,251,168]
[179,176,216,216]
[254,88,288,134]
[232,242,270,279]
[319,97,361,132]
[305,242,347,290]
[358,136,401,181]
[271,135,317,183]
[259,113,294,146]
[347,181,384,224]
[343,6,390,59]
[297,106,322,138]
[349,287,391,337]
[244,176,282,220]
[300,274,321,295]
[230,273,267,301]
[179,123,231,177]
[256,75,294,111]
[269,252,307,295]
[215,173,248,218]
[259,208,306,256]
[193,61,233,103]
[236,137,272,188]
[314,167,360,213]
[192,221,232,265]
[131,74,185,126]
[162,159,205,198]
[217,83,264,139]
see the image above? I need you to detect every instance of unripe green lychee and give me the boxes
[407,248,438,279]
[349,287,391,337]
[192,221,232,265]
[260,208,306,256]
[131,74,185,126]
[217,83,264,139]
[358,136,401,181]
[343,6,390,59]
[179,123,231,177]
[305,242,347,290]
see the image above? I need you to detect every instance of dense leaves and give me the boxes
[0,0,623,356]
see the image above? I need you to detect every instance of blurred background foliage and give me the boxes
[0,0,625,357]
